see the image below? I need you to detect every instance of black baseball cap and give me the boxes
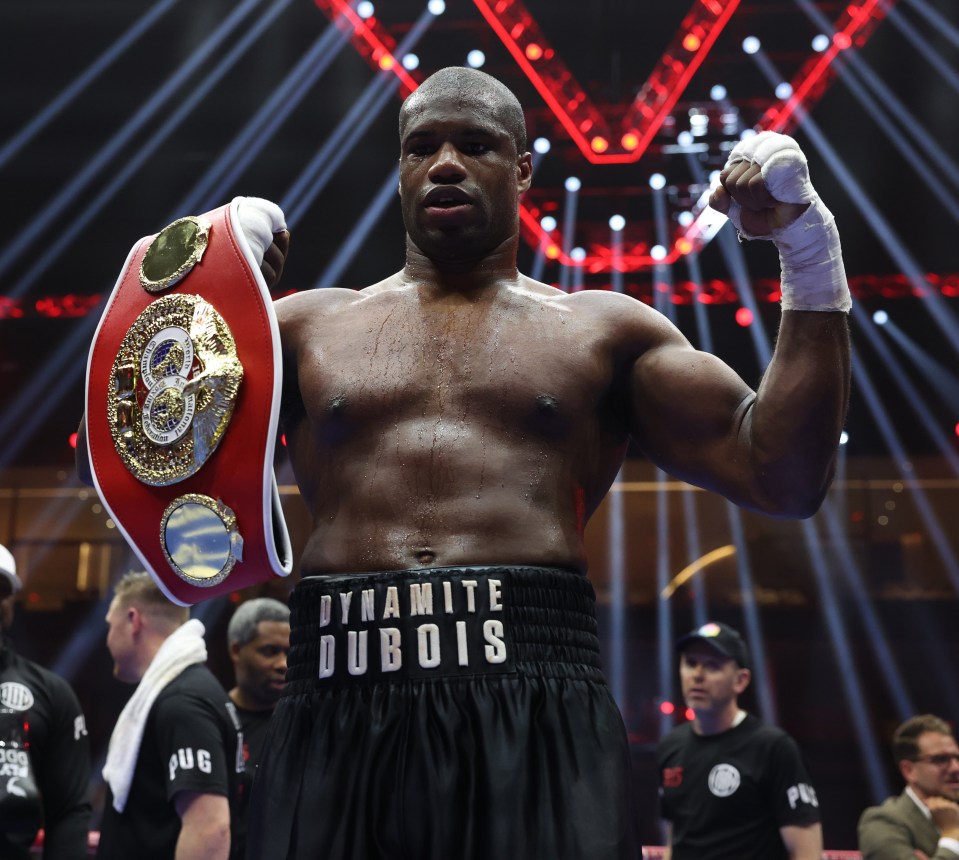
[676,621,750,669]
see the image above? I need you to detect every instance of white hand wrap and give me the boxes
[235,197,287,267]
[724,131,851,313]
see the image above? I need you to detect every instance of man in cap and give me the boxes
[0,543,91,859]
[656,621,822,859]
[858,713,959,859]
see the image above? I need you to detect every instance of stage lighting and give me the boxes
[651,245,667,261]
[427,0,445,14]
[677,131,694,147]
[678,211,694,227]
[660,701,675,716]
[812,33,830,52]
[540,215,557,232]
[840,431,849,445]
[735,307,754,326]
[466,49,485,68]
[356,1,374,19]
[649,173,666,190]
[533,137,550,154]
[564,176,581,192]
[685,708,695,721]
[873,309,889,325]
[609,214,625,232]
[775,82,793,99]
[710,84,727,101]
[742,36,761,55]
[570,247,586,262]
[402,53,420,70]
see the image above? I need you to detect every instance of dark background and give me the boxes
[1,0,958,850]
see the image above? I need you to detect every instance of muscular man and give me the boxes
[858,714,959,860]
[82,66,850,859]
[98,572,242,860]
[224,597,290,860]
[0,544,90,860]
[657,622,823,859]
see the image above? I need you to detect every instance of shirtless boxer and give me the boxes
[83,67,850,859]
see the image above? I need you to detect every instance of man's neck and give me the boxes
[403,236,520,290]
[692,704,746,736]
[229,687,274,712]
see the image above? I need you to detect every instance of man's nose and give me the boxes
[427,143,466,182]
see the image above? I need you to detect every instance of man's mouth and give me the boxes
[423,188,473,209]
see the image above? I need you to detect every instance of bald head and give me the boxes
[399,67,528,155]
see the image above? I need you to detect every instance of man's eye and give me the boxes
[464,143,489,154]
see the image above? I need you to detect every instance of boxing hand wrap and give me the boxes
[724,131,851,313]
[235,197,286,265]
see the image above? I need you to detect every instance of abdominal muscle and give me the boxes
[292,420,591,577]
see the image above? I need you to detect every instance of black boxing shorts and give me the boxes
[247,565,640,860]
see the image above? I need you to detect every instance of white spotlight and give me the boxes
[710,84,727,101]
[402,53,420,70]
[609,214,625,232]
[564,176,581,192]
[651,245,667,261]
[839,431,849,445]
[649,173,666,191]
[357,0,374,18]
[570,247,587,262]
[775,82,793,100]
[677,211,694,227]
[540,216,557,232]
[677,130,694,147]
[811,34,830,53]
[466,49,486,68]
[427,0,446,15]
[533,137,551,154]
[742,36,761,54]
[873,310,889,325]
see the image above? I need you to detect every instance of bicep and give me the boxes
[780,822,823,860]
[630,340,755,487]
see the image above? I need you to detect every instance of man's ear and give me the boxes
[899,758,915,785]
[517,152,533,194]
[128,606,143,634]
[733,667,751,695]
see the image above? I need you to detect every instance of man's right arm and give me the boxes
[173,791,230,860]
[858,805,952,860]
[662,821,673,860]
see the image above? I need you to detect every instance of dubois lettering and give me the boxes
[315,574,514,681]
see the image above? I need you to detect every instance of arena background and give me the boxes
[1,0,957,850]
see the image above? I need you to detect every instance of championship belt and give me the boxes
[85,198,292,605]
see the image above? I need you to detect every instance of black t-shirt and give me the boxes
[230,704,273,860]
[0,643,91,860]
[97,664,242,860]
[657,713,821,860]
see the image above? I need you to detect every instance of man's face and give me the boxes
[679,642,750,716]
[104,596,138,683]
[398,91,532,262]
[903,731,959,803]
[0,594,13,632]
[231,620,290,710]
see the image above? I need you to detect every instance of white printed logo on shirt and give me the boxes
[0,682,34,711]
[707,763,741,797]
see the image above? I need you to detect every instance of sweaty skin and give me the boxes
[271,85,850,578]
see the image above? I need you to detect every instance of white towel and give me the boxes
[102,618,208,812]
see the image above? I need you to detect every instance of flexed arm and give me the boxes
[629,132,851,517]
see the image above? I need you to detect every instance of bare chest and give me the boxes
[295,298,613,438]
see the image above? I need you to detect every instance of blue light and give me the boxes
[466,49,485,68]
[742,36,761,55]
[649,173,666,190]
[540,216,557,232]
[873,310,889,325]
[710,84,727,101]
[533,137,551,154]
[811,34,830,53]
[609,214,625,232]
[564,176,581,192]
[427,0,446,15]
[402,53,420,70]
[357,1,374,19]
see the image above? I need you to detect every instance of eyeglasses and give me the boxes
[914,753,959,768]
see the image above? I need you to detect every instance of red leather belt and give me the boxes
[85,199,292,605]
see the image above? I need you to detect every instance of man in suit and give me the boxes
[859,714,959,860]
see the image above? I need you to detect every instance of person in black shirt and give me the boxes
[225,597,290,860]
[657,621,822,860]
[98,572,241,860]
[0,542,91,860]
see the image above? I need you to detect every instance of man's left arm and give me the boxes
[630,132,850,518]
[781,821,824,860]
[174,791,230,860]
[33,677,91,860]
